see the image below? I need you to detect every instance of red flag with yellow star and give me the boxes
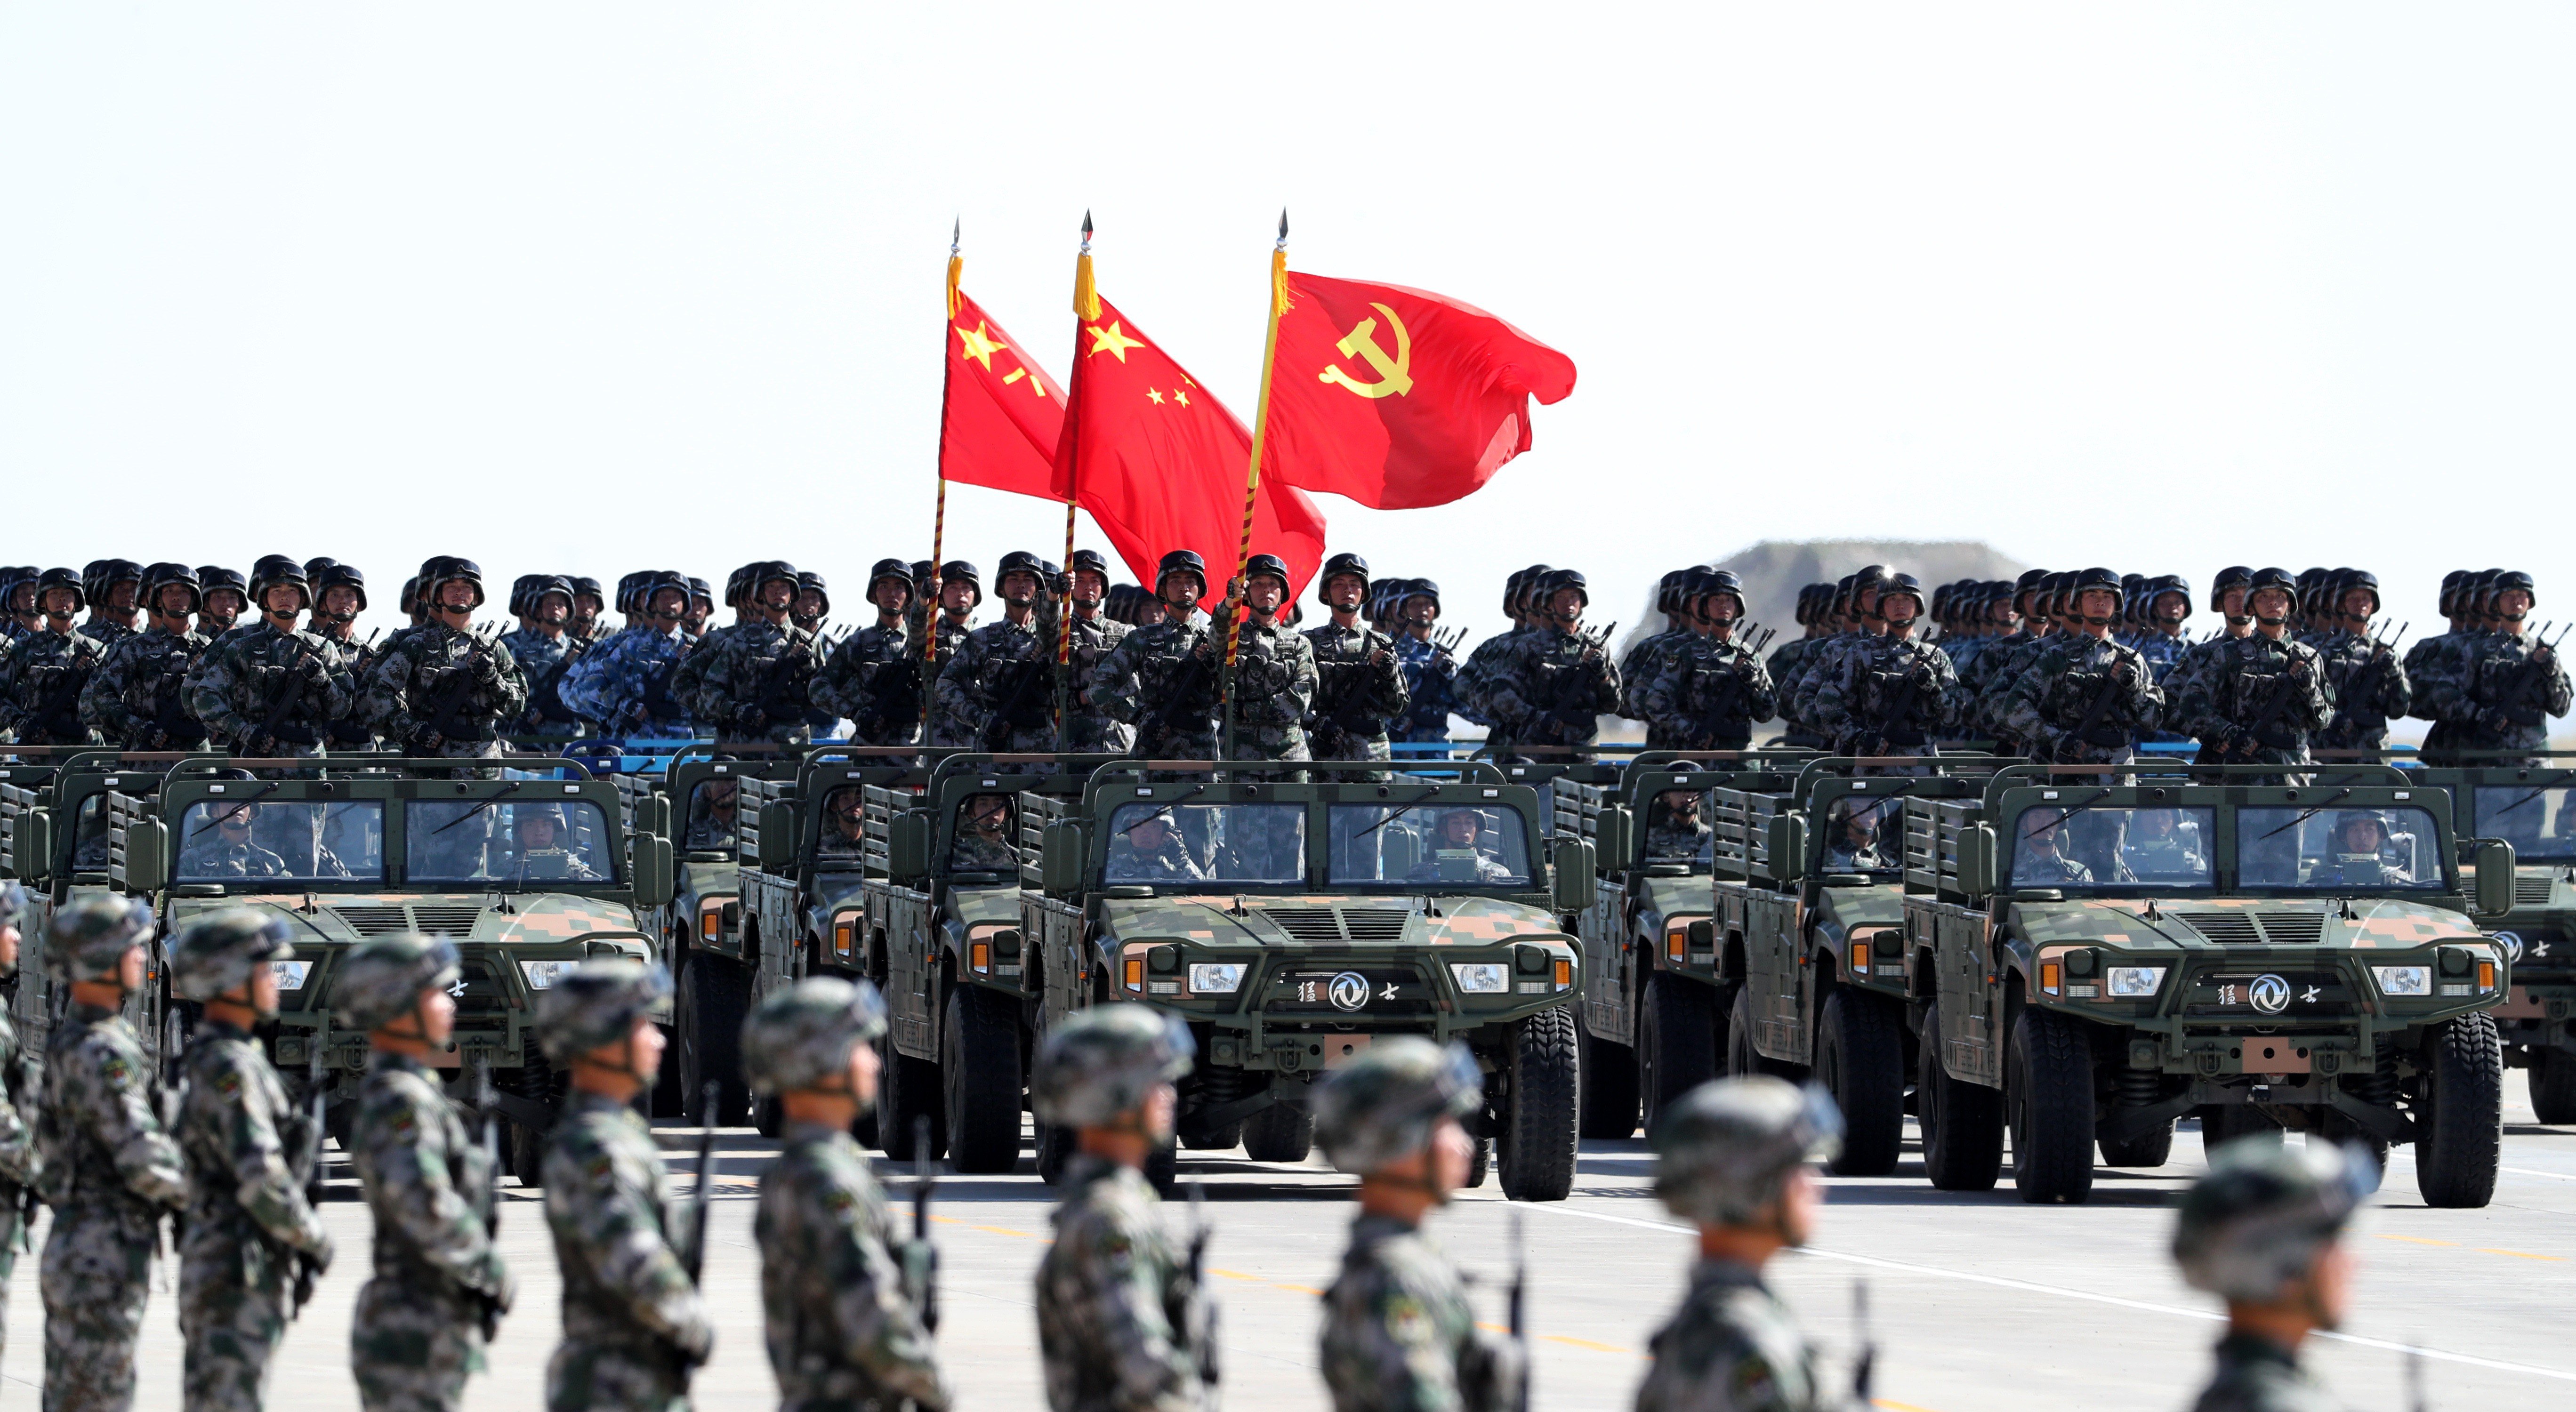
[939,289,1067,495]
[1259,272,1575,510]
[1054,293,1326,603]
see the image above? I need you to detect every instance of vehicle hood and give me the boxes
[173,892,645,949]
[2012,896,2482,950]
[1100,893,1566,947]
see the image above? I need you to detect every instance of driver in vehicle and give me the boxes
[816,786,868,859]
[1823,799,1891,872]
[1107,812,1205,882]
[2013,806,2096,886]
[181,801,292,879]
[948,793,1019,872]
[507,804,600,882]
[685,777,739,851]
[1644,788,1712,862]
[2307,810,2414,888]
[1408,808,1515,883]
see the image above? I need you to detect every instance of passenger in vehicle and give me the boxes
[1823,799,1891,872]
[1408,809,1514,883]
[816,786,868,860]
[2121,808,2208,883]
[1107,812,1206,882]
[181,801,291,879]
[685,777,739,851]
[948,793,1019,872]
[1644,789,1712,862]
[506,804,599,882]
[2306,810,2414,889]
[2013,806,2096,886]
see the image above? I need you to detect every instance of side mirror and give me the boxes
[647,794,674,842]
[12,809,50,884]
[2473,838,2517,919]
[757,801,797,872]
[1550,836,1596,912]
[1767,813,1808,877]
[631,835,674,909]
[887,810,931,882]
[1958,822,1997,901]
[1596,806,1633,870]
[1041,819,1086,894]
[116,819,167,891]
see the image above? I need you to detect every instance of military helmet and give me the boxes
[1030,1004,1195,1127]
[2208,566,2253,613]
[525,574,573,614]
[397,576,421,615]
[2010,568,2050,615]
[2336,569,2380,618]
[614,570,650,615]
[935,560,983,609]
[2493,569,2537,610]
[508,574,541,617]
[249,555,312,613]
[139,562,202,616]
[1317,552,1369,604]
[1539,567,1588,609]
[996,550,1048,593]
[739,976,888,1095]
[2463,568,2503,614]
[1403,578,1441,612]
[33,566,86,614]
[687,575,713,610]
[2173,1135,2374,1302]
[1929,580,1954,625]
[1791,584,1817,627]
[1876,572,1927,619]
[314,563,368,615]
[168,908,296,1003]
[1651,1077,1843,1226]
[185,563,238,605]
[2293,568,2327,615]
[84,558,143,607]
[795,570,829,615]
[536,959,672,1064]
[2246,566,2297,597]
[1655,569,1690,617]
[2437,569,2470,617]
[866,557,915,600]
[1068,548,1112,580]
[1154,550,1207,599]
[1242,553,1292,593]
[1313,1036,1482,1176]
[332,932,461,1033]
[1103,584,1140,625]
[47,893,153,983]
[718,563,753,610]
[1510,564,1554,616]
[1698,569,1747,619]
[0,566,31,608]
[567,575,602,609]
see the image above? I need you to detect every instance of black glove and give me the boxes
[271,722,319,747]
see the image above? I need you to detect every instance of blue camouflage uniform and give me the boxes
[560,625,694,738]
[1391,633,1461,745]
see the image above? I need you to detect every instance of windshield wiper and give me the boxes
[433,780,528,835]
[191,782,281,837]
[2259,786,2354,841]
[2486,783,2557,821]
[1356,785,1444,841]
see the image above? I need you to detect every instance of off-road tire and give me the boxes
[1241,1100,1315,1163]
[2416,1012,2502,1209]
[1465,1133,1491,1188]
[877,1037,948,1163]
[1499,1007,1580,1202]
[652,1020,684,1118]
[942,986,1025,1174]
[2007,1007,2096,1203]
[1818,989,1905,1176]
[1919,1011,2004,1191]
[1579,1018,1641,1140]
[507,1120,545,1187]
[2097,1120,2174,1169]
[1726,986,1803,1081]
[1639,973,1718,1132]
[2531,1047,2576,1125]
[676,954,752,1128]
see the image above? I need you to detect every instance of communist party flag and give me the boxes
[1054,293,1326,603]
[939,287,1067,493]
[1258,272,1576,509]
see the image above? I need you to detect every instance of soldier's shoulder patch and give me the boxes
[100,1055,131,1086]
[586,1153,614,1183]
[214,1069,242,1099]
[1382,1292,1433,1345]
[1728,1352,1779,1403]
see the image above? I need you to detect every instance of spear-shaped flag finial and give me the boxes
[1278,209,1289,247]
[950,217,960,256]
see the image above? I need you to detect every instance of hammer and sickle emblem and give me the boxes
[1317,303,1414,400]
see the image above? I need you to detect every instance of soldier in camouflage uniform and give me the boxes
[80,562,211,751]
[667,564,750,718]
[1641,571,1776,754]
[1644,789,1713,862]
[2420,570,2570,766]
[742,977,950,1412]
[534,961,715,1412]
[0,569,108,747]
[1618,570,1698,733]
[184,560,356,758]
[1807,573,1957,765]
[935,551,1059,753]
[168,911,336,1412]
[1030,1005,1216,1412]
[1960,569,2055,747]
[1059,549,1136,754]
[1218,554,1319,766]
[2165,567,2254,757]
[569,576,607,645]
[1390,580,1461,746]
[2173,1136,2374,1412]
[816,559,926,748]
[0,884,40,1365]
[561,570,695,739]
[0,566,37,645]
[506,574,588,738]
[195,566,250,641]
[2307,570,2410,755]
[1452,566,1546,731]
[307,564,383,750]
[1091,553,1228,762]
[1304,553,1408,765]
[2169,569,2333,780]
[1999,569,2164,770]
[2402,570,2475,760]
[338,932,515,1412]
[1763,586,1831,749]
[689,561,821,746]
[1783,569,1884,738]
[1481,568,1619,759]
[1312,1038,1517,1412]
[948,793,1022,872]
[33,895,187,1412]
[362,558,525,772]
[1634,1077,1849,1412]
[1106,814,1207,883]
[78,560,144,651]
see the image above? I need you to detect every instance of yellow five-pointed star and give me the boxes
[1086,321,1144,362]
[1172,387,1190,407]
[1146,387,1164,405]
[956,321,1008,371]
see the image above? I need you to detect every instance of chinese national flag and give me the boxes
[1054,293,1327,604]
[939,289,1068,495]
[1260,272,1576,509]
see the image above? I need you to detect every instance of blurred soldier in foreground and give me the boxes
[742,978,950,1412]
[2173,1137,2374,1412]
[0,884,35,1363]
[1304,553,1408,766]
[1030,1005,1216,1412]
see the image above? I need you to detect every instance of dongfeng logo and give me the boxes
[2496,931,2524,963]
[1328,971,1371,1012]
[2248,974,2291,1015]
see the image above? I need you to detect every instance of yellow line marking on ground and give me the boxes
[2375,1234,2457,1246]
[1208,1268,1264,1282]
[1874,1402,1942,1412]
[2477,1248,2564,1262]
[1542,1334,1632,1354]
[1272,1283,1323,1296]
[972,1224,1039,1238]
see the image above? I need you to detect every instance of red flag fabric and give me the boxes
[1260,272,1576,510]
[1054,293,1326,604]
[939,289,1068,495]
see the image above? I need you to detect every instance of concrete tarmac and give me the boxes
[4,1085,2569,1412]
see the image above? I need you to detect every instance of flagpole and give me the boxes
[924,220,961,743]
[1057,213,1098,750]
[1222,209,1292,762]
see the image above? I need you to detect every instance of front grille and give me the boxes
[2179,913,2262,945]
[2260,915,2325,945]
[410,906,486,937]
[1257,907,1413,943]
[2518,878,2557,905]
[1264,966,1435,1017]
[2183,970,2357,1018]
[329,906,412,937]
[1261,908,1345,942]
[449,960,510,1016]
[1340,909,1410,941]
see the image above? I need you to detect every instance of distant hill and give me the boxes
[1619,539,2030,655]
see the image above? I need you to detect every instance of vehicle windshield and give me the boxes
[406,799,618,884]
[1820,796,1902,876]
[2238,805,2441,891]
[2011,805,2216,889]
[1106,802,1304,885]
[1327,803,1533,885]
[1640,788,1715,869]
[949,793,1021,873]
[178,800,386,883]
[2475,784,2576,862]
[682,778,740,854]
[814,785,869,867]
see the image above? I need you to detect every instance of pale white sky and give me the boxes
[4,4,2570,642]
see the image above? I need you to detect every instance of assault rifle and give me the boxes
[2059,659,2139,760]
[249,638,330,754]
[147,655,207,750]
[742,630,818,738]
[1856,657,1933,757]
[1539,622,1616,743]
[978,656,1054,748]
[290,1026,329,1315]
[905,1115,940,1334]
[858,658,924,740]
[1137,638,1220,745]
[412,623,506,752]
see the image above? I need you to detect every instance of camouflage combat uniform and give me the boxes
[185,620,355,756]
[1449,626,1525,730]
[0,627,107,746]
[349,1050,512,1412]
[361,624,528,769]
[2168,635,2333,773]
[2187,1333,2339,1412]
[541,1089,713,1412]
[2421,629,2572,765]
[1640,636,1778,754]
[1063,610,1136,754]
[757,1118,950,1412]
[1645,821,1713,861]
[36,1000,188,1412]
[313,629,381,750]
[1304,620,1409,764]
[1036,1152,1211,1412]
[1634,1259,1832,1412]
[1091,611,1224,760]
[814,623,925,747]
[0,992,33,1365]
[561,624,693,738]
[80,622,211,751]
[1222,618,1319,764]
[1999,634,2164,767]
[1391,634,1460,745]
[502,627,584,737]
[1319,1211,1516,1412]
[1618,623,1692,730]
[686,619,821,746]
[1783,630,1869,738]
[2311,630,2412,754]
[1479,626,1619,757]
[1807,636,1957,761]
[175,1014,334,1412]
[2402,629,2469,759]
[948,819,1021,872]
[78,618,137,652]
[935,616,1056,753]
[1762,635,1827,747]
[1966,630,2051,749]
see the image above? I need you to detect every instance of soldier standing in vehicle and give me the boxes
[194,566,249,641]
[1808,573,1956,765]
[308,564,381,750]
[2170,568,2332,779]
[363,558,525,773]
[338,932,515,1412]
[1481,568,1618,759]
[185,560,355,759]
[935,551,1058,754]
[668,565,752,709]
[2403,570,2474,759]
[1313,1038,1517,1412]
[535,961,715,1412]
[0,567,35,645]
[817,559,926,748]
[0,884,37,1366]
[1999,567,2164,770]
[168,911,337,1412]
[1057,549,1135,755]
[81,562,211,751]
[742,977,950,1412]
[2308,570,2411,756]
[1645,788,1713,862]
[1452,565,1546,731]
[561,570,695,740]
[0,568,108,746]
[688,561,821,746]
[1763,585,1832,749]
[567,576,607,645]
[1642,570,1776,754]
[2422,569,2569,766]
[1785,568,1885,736]
[2164,567,2255,757]
[1092,552,1228,762]
[78,560,144,651]
[1030,1006,1216,1412]
[1304,552,1409,766]
[1619,570,1698,738]
[503,574,584,738]
[34,896,187,1412]
[1390,579,1460,747]
[1220,554,1318,767]
[2173,1137,2374,1412]
[1634,1077,1848,1412]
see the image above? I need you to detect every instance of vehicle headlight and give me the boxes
[520,959,579,991]
[2372,965,2432,997]
[1186,963,1244,995]
[2105,966,2165,998]
[269,960,312,991]
[1449,963,1508,995]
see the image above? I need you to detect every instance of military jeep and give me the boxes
[1901,762,2512,1206]
[1023,760,1593,1200]
[2415,755,2576,1120]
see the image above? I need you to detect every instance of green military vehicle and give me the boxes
[1707,758,2007,1174]
[1022,761,1593,1200]
[2415,755,2576,1119]
[1900,762,2512,1205]
[102,754,674,1177]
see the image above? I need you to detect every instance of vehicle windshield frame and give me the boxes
[1104,800,1310,889]
[2004,802,2221,893]
[2234,803,2447,894]
[1326,801,1537,890]
[402,796,625,887]
[174,797,390,886]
